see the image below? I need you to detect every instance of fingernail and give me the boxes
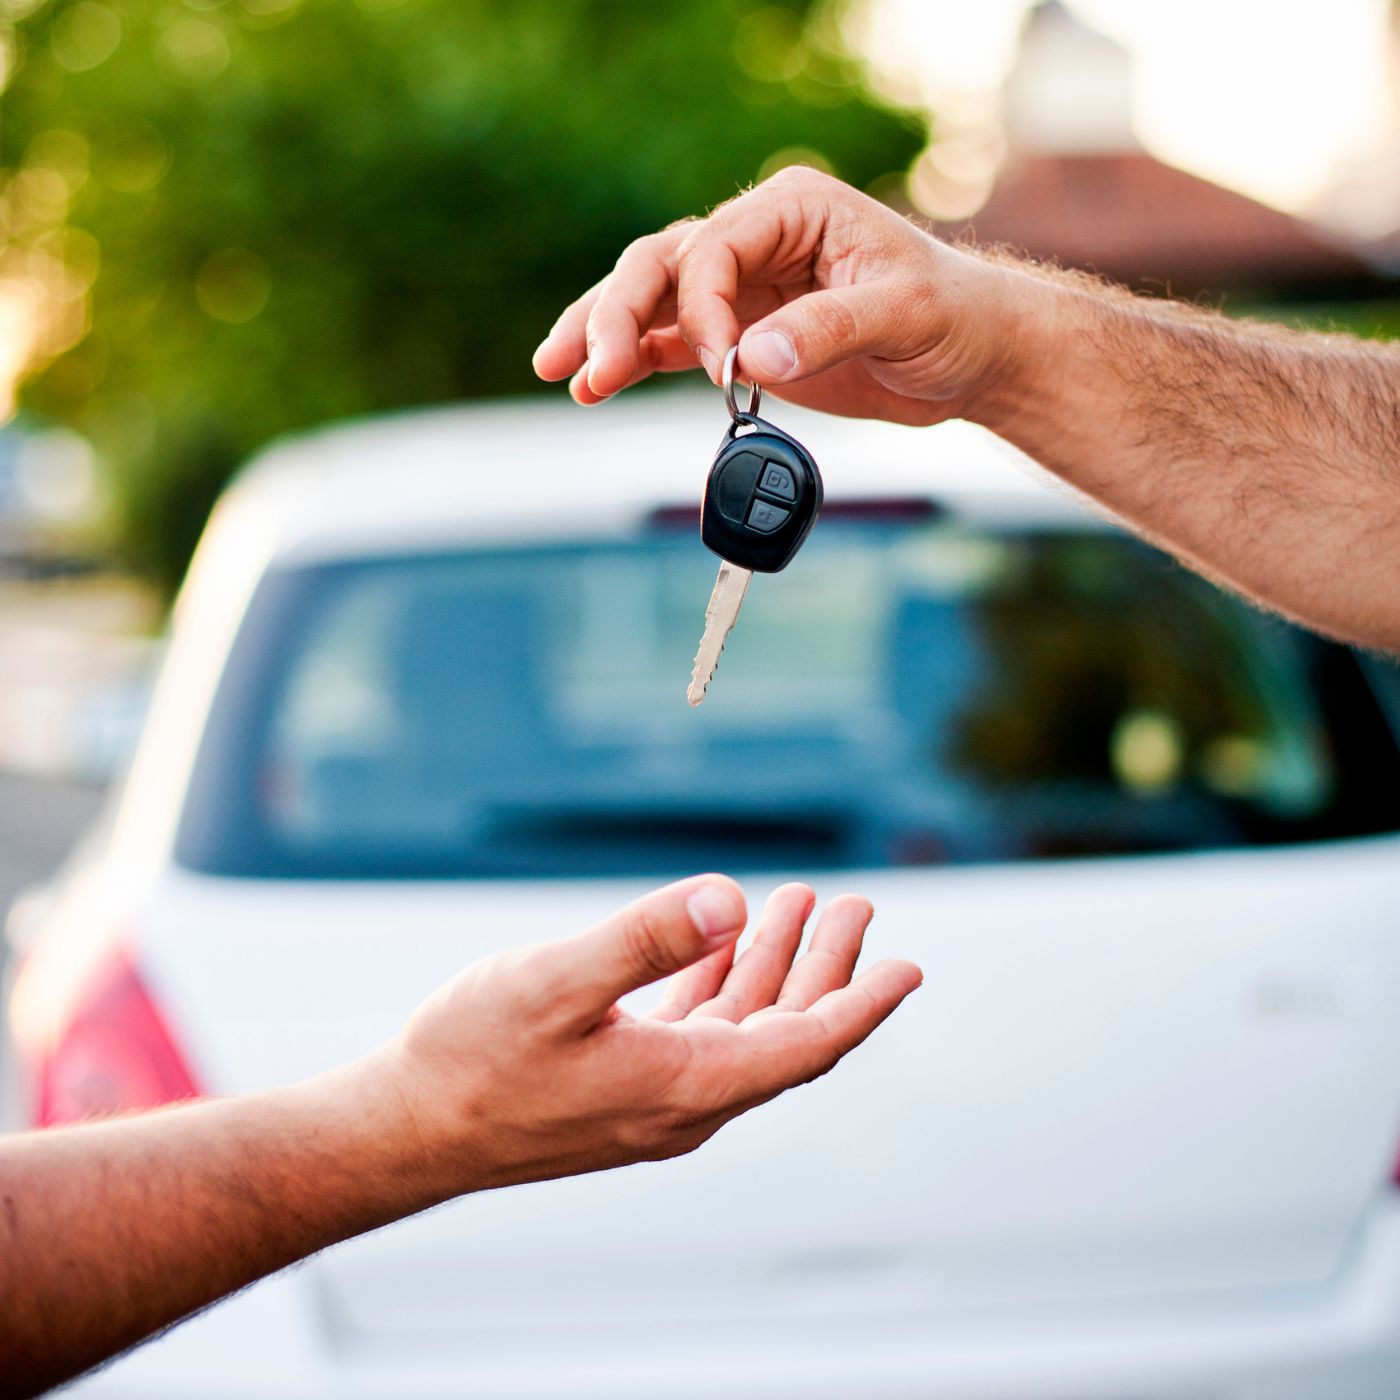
[743,329,796,380]
[697,347,719,384]
[686,884,744,940]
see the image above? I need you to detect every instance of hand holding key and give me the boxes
[689,348,823,704]
[532,165,1024,428]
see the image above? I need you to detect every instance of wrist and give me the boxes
[951,255,1085,438]
[294,1046,482,1222]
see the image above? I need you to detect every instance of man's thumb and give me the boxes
[553,876,746,1027]
[737,286,886,386]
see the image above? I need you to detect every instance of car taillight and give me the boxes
[34,949,200,1127]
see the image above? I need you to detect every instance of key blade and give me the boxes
[687,563,752,707]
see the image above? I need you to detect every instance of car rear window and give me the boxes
[174,523,1400,879]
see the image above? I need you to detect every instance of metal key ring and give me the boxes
[722,345,761,421]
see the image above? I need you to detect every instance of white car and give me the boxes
[9,389,1400,1400]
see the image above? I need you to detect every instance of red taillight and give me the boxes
[35,950,201,1127]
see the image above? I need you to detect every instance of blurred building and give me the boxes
[925,1,1380,300]
[1320,0,1400,266]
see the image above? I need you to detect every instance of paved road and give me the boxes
[0,773,106,1115]
[0,772,107,924]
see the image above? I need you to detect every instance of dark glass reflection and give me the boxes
[175,525,1400,880]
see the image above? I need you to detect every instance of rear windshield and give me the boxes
[175,522,1400,879]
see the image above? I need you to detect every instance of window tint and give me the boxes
[174,525,1400,879]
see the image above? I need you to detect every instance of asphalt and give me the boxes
[0,772,107,926]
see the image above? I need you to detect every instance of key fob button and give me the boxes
[714,450,764,524]
[702,424,821,573]
[759,462,797,501]
[746,500,791,533]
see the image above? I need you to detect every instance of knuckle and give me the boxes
[619,907,678,983]
[491,949,554,1022]
[801,293,860,349]
[674,226,712,270]
[767,162,823,187]
[888,273,947,354]
[614,230,668,271]
[674,300,715,350]
[770,165,838,202]
[698,991,743,1022]
[469,948,520,999]
[582,291,610,343]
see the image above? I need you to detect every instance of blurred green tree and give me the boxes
[0,0,925,591]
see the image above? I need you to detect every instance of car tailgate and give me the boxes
[139,837,1400,1338]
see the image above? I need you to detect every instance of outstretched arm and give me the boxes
[976,267,1400,650]
[0,876,919,1399]
[534,167,1400,651]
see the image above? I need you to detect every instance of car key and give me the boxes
[687,347,823,706]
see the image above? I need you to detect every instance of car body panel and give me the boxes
[18,833,1400,1323]
[13,392,1400,1398]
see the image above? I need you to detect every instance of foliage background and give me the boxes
[0,0,925,590]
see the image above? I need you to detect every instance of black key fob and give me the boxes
[702,413,823,573]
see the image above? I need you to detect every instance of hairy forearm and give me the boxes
[535,168,1400,646]
[0,875,915,1399]
[974,258,1400,650]
[0,1053,446,1399]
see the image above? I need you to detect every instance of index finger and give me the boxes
[583,229,689,397]
[533,280,604,383]
[533,222,692,393]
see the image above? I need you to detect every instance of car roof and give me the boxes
[218,385,1103,567]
